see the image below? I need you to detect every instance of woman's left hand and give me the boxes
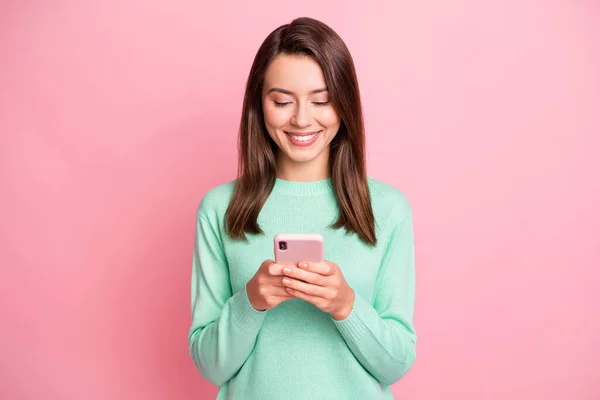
[281,261,355,320]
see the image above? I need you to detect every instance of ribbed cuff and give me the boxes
[229,285,267,334]
[332,293,380,341]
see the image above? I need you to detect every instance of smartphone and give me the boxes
[274,233,324,265]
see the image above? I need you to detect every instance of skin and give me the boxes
[246,54,355,320]
[261,54,341,182]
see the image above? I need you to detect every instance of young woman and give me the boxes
[189,17,416,400]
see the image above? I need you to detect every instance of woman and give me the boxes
[189,17,416,399]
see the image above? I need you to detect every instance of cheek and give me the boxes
[317,108,341,130]
[263,103,290,129]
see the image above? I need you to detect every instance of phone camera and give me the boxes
[278,241,287,251]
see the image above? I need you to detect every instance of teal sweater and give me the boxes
[189,177,416,399]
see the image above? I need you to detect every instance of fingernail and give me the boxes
[298,263,307,269]
[282,278,291,284]
[283,267,292,274]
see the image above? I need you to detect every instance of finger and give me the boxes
[260,259,275,271]
[265,262,295,276]
[269,286,295,296]
[266,274,286,285]
[299,261,336,276]
[282,277,330,297]
[262,275,291,287]
[271,295,295,302]
[285,287,322,306]
[282,266,326,286]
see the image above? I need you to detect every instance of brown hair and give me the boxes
[225,17,376,246]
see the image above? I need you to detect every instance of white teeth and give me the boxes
[290,133,318,142]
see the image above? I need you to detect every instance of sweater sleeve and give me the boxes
[333,209,416,386]
[188,211,266,387]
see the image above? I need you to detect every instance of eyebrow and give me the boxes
[266,87,328,95]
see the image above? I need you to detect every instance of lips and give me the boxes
[284,130,322,146]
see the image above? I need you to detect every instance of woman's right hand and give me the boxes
[246,259,295,311]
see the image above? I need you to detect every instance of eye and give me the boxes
[274,101,291,107]
[313,101,330,106]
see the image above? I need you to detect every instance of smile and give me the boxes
[284,130,322,146]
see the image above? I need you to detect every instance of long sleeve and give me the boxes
[188,211,266,387]
[333,209,417,387]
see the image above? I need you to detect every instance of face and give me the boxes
[262,54,341,179]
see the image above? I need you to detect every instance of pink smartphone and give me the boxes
[274,233,324,265]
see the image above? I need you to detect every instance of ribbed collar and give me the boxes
[272,178,334,196]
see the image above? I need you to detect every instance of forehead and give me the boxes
[263,54,327,93]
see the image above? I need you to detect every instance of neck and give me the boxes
[276,153,330,182]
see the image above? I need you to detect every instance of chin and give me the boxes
[286,151,321,164]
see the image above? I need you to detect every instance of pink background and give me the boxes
[1,1,599,399]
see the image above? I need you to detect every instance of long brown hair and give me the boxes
[225,17,376,246]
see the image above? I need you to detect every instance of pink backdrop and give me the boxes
[1,1,599,399]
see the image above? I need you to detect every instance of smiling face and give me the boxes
[262,54,341,181]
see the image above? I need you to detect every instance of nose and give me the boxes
[290,102,311,128]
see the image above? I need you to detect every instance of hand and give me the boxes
[246,259,295,311]
[281,261,355,320]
